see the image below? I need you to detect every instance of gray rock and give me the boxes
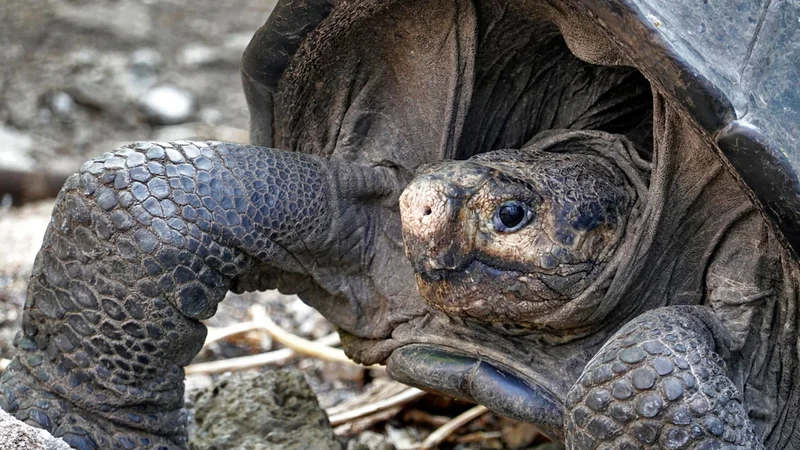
[0,126,34,171]
[0,408,71,450]
[138,85,196,125]
[345,431,395,450]
[189,370,344,450]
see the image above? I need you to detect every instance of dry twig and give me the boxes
[453,431,503,444]
[420,405,489,449]
[248,305,359,365]
[332,406,404,436]
[187,304,367,374]
[185,333,340,375]
[328,387,426,426]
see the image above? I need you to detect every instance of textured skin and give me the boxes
[4,0,798,448]
[564,307,762,449]
[0,140,383,449]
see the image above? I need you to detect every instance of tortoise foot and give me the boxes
[1,360,186,450]
[564,306,763,449]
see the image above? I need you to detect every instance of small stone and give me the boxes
[180,44,219,66]
[0,408,72,449]
[138,85,195,125]
[50,91,75,115]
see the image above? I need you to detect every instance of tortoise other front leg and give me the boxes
[0,141,402,449]
[565,306,763,449]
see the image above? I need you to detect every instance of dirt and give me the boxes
[0,1,559,448]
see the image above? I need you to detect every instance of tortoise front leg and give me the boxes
[0,141,400,449]
[564,306,763,449]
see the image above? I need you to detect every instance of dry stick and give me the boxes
[328,387,427,426]
[420,405,490,449]
[204,320,270,346]
[185,333,340,375]
[453,431,503,444]
[332,406,404,436]
[188,304,370,374]
[248,305,361,365]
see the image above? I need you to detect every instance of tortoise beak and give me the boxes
[399,175,473,277]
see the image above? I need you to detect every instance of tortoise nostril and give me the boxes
[422,205,432,216]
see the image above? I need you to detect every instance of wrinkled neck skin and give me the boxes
[262,0,798,443]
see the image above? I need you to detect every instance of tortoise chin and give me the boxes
[414,259,572,326]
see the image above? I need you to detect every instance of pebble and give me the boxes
[0,126,35,171]
[180,44,219,67]
[138,85,196,125]
[50,91,75,116]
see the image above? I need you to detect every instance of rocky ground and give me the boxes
[0,1,559,448]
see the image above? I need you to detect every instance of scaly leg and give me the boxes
[0,141,401,449]
[564,306,763,449]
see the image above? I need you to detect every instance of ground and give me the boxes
[0,1,558,448]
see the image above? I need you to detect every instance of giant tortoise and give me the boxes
[2,0,799,448]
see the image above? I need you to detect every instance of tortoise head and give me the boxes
[400,132,637,330]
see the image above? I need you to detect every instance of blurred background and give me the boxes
[0,1,557,448]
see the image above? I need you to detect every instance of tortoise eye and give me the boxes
[493,201,532,232]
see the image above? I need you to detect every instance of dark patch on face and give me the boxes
[571,200,607,231]
[541,254,559,270]
[555,228,575,246]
